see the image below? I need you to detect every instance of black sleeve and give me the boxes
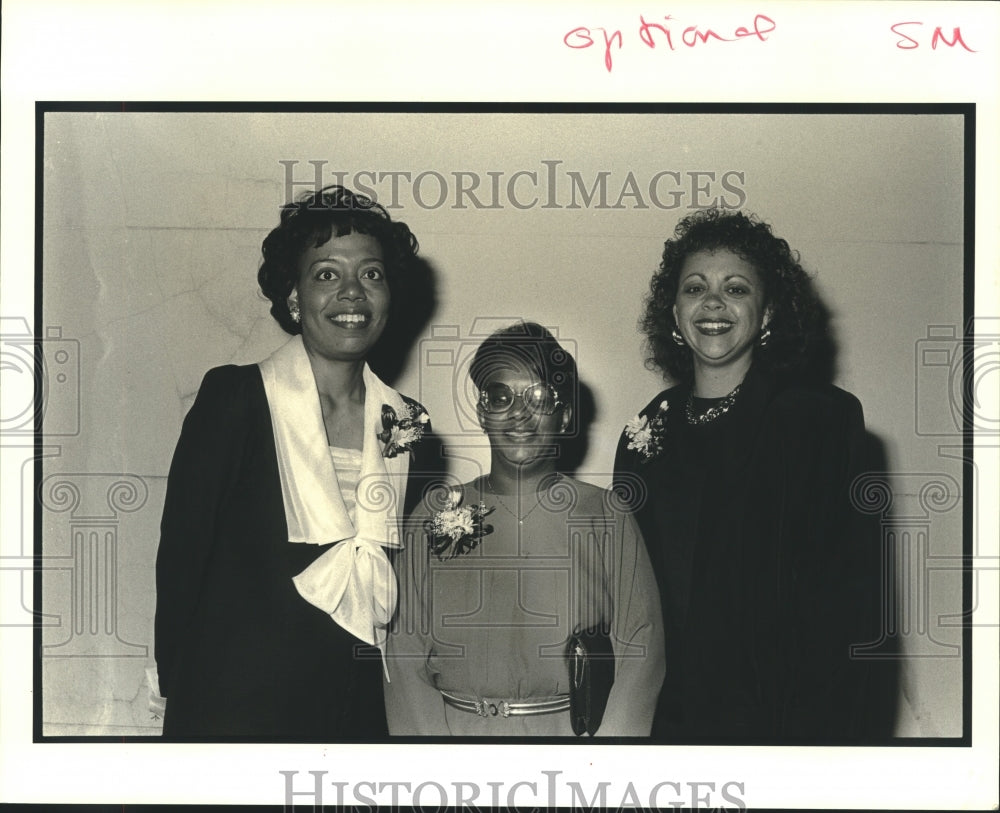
[756,389,885,740]
[612,427,641,512]
[612,393,668,516]
[153,366,249,697]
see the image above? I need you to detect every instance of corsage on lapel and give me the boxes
[425,488,494,560]
[624,400,669,462]
[378,401,429,458]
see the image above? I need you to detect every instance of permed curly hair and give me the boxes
[258,184,420,335]
[641,208,819,383]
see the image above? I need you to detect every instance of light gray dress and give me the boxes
[385,475,665,736]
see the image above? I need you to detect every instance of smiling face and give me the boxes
[477,357,572,477]
[290,230,390,363]
[672,249,771,384]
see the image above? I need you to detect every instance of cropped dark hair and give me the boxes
[469,321,578,427]
[642,208,819,383]
[258,184,420,335]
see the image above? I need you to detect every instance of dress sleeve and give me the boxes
[757,390,884,738]
[612,404,652,515]
[383,504,450,734]
[613,390,676,520]
[153,366,247,698]
[597,509,666,737]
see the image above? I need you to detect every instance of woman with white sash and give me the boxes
[154,185,430,740]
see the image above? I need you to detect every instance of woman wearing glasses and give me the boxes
[385,321,664,736]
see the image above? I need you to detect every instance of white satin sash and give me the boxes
[259,337,409,660]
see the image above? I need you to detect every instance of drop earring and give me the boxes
[671,328,686,346]
[759,326,771,347]
[288,299,300,323]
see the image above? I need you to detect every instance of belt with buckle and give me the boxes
[440,690,570,718]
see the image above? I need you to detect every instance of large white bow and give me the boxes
[292,536,398,649]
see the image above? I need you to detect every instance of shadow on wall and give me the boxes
[369,254,439,387]
[856,431,901,740]
[801,290,838,386]
[368,251,451,515]
[558,378,597,479]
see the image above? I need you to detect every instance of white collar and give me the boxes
[258,336,410,651]
[259,335,408,548]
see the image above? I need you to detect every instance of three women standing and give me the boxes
[156,190,887,742]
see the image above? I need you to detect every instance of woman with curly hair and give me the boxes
[614,208,889,742]
[154,185,430,740]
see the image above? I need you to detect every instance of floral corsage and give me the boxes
[424,489,494,560]
[624,400,669,462]
[378,402,429,458]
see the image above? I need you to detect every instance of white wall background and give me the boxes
[40,111,965,737]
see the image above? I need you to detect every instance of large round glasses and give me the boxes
[478,382,563,416]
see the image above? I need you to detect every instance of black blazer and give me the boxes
[154,364,433,741]
[614,365,892,743]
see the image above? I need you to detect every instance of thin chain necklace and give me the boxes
[685,383,742,425]
[485,475,554,525]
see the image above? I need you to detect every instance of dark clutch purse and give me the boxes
[567,626,616,736]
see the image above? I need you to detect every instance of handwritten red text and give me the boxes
[564,13,777,73]
[890,22,976,52]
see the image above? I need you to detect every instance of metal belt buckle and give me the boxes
[476,699,511,718]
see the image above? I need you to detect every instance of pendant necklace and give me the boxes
[486,475,555,525]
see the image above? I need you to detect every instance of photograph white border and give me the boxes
[2,2,998,809]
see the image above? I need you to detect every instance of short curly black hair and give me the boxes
[641,207,819,383]
[258,184,420,335]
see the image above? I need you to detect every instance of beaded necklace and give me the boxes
[685,384,742,425]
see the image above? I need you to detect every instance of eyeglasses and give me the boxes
[478,382,563,416]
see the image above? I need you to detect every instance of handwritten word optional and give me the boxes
[564,13,776,73]
[890,22,976,52]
